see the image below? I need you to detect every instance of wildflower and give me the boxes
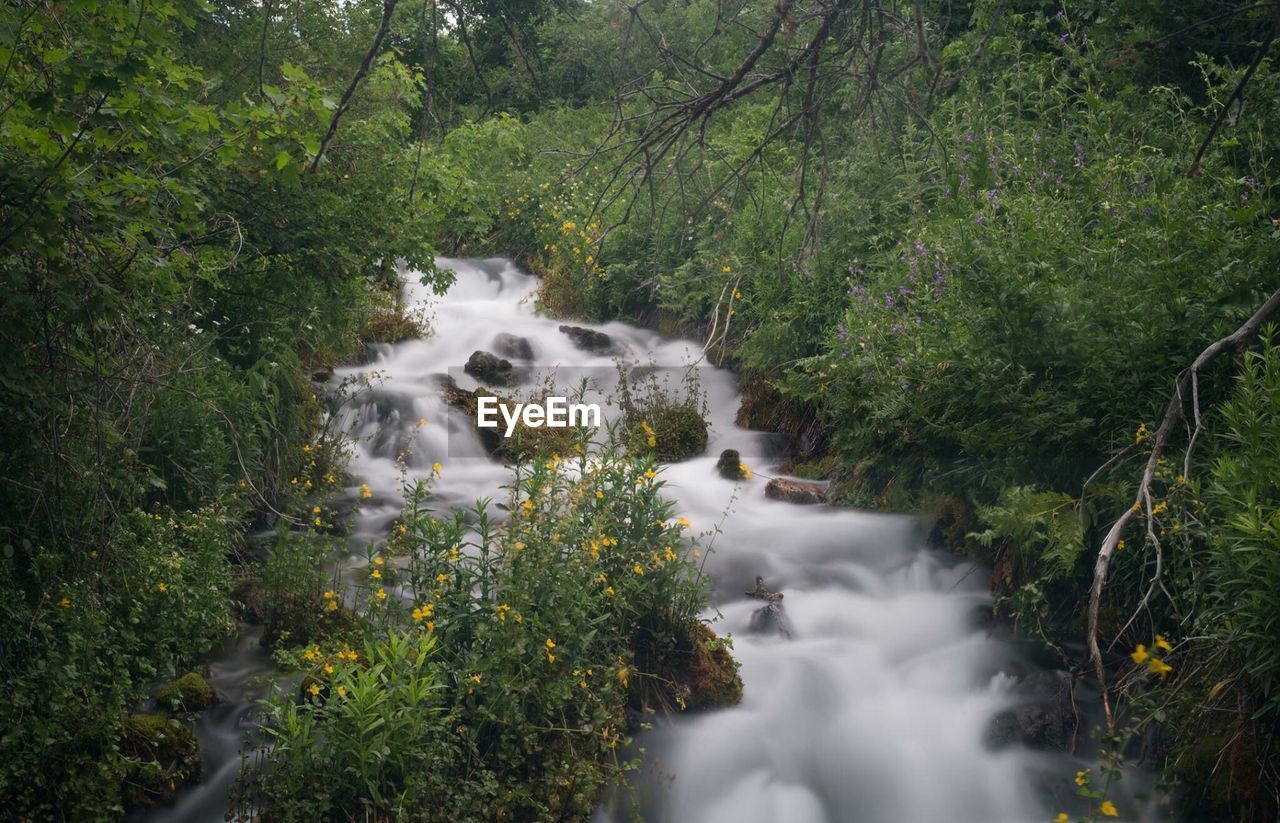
[326,473,336,484]
[376,587,387,601]
[370,569,382,580]
[645,468,656,479]
[156,582,168,592]
[324,662,334,675]
[312,506,321,514]
[1054,816,1068,823]
[89,550,98,558]
[291,477,298,486]
[1135,423,1148,443]
[617,666,629,688]
[633,564,644,576]
[545,637,556,650]
[59,596,71,609]
[605,586,615,596]
[360,483,372,499]
[470,673,482,684]
[1075,770,1089,787]
[495,603,511,622]
[595,490,604,499]
[1130,644,1149,664]
[514,541,525,551]
[1155,634,1172,651]
[1099,801,1118,817]
[1148,658,1173,678]
[314,518,322,527]
[435,573,448,583]
[522,500,533,514]
[733,289,742,300]
[433,462,442,473]
[327,600,339,612]
[323,590,336,600]
[309,683,321,697]
[336,685,347,697]
[1116,538,1126,551]
[677,516,691,529]
[740,463,753,479]
[302,646,319,662]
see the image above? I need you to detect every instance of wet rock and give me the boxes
[745,575,784,603]
[747,601,793,638]
[984,671,1078,752]
[716,449,747,480]
[156,672,218,712]
[764,477,828,505]
[464,350,514,386]
[121,713,201,807]
[493,333,534,361]
[558,324,613,353]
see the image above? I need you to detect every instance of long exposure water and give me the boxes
[136,257,1149,822]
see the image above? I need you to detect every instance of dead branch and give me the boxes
[1088,286,1280,728]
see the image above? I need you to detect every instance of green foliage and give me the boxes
[247,437,733,820]
[1196,331,1280,720]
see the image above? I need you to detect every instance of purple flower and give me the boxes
[837,324,848,342]
[974,214,985,224]
[987,188,999,205]
[964,132,976,143]
[1143,205,1154,219]
[890,323,904,334]
[1059,32,1070,46]
[884,294,895,308]
[1073,143,1086,169]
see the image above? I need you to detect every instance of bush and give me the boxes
[245,437,737,821]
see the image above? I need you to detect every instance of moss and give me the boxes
[633,616,742,713]
[120,714,200,807]
[156,672,217,712]
[626,403,708,462]
[262,595,362,650]
[439,378,580,460]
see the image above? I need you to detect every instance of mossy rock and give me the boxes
[635,617,742,713]
[626,404,708,462]
[715,449,747,480]
[120,713,201,807]
[262,596,362,650]
[156,672,218,712]
[439,376,580,460]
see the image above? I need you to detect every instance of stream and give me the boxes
[136,257,1152,822]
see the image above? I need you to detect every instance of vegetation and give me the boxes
[241,438,734,821]
[4,0,1280,819]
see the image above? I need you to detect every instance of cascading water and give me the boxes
[137,257,1146,822]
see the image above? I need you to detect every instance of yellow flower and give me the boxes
[309,683,321,697]
[375,587,387,600]
[327,600,339,612]
[722,265,731,273]
[59,596,71,609]
[740,463,753,479]
[633,564,644,575]
[645,468,656,479]
[156,582,168,592]
[360,483,372,499]
[433,462,442,473]
[336,685,347,697]
[1148,658,1173,678]
[605,586,615,596]
[1054,815,1069,823]
[1099,800,1118,817]
[1074,769,1089,787]
[323,590,336,600]
[1155,634,1172,651]
[617,666,629,688]
[1116,538,1126,551]
[1130,644,1149,664]
[313,517,322,527]
[545,637,556,650]
[595,490,604,499]
[312,506,321,514]
[522,500,533,514]
[324,662,334,675]
[418,418,428,427]
[370,569,382,580]
[514,541,525,551]
[677,516,691,529]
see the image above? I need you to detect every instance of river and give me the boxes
[135,257,1148,822]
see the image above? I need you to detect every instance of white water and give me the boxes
[140,257,1135,822]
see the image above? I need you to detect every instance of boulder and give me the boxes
[493,333,534,361]
[716,449,746,480]
[983,671,1078,752]
[464,350,514,386]
[156,672,218,712]
[558,324,613,353]
[764,477,828,505]
[121,714,201,807]
[747,602,793,638]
